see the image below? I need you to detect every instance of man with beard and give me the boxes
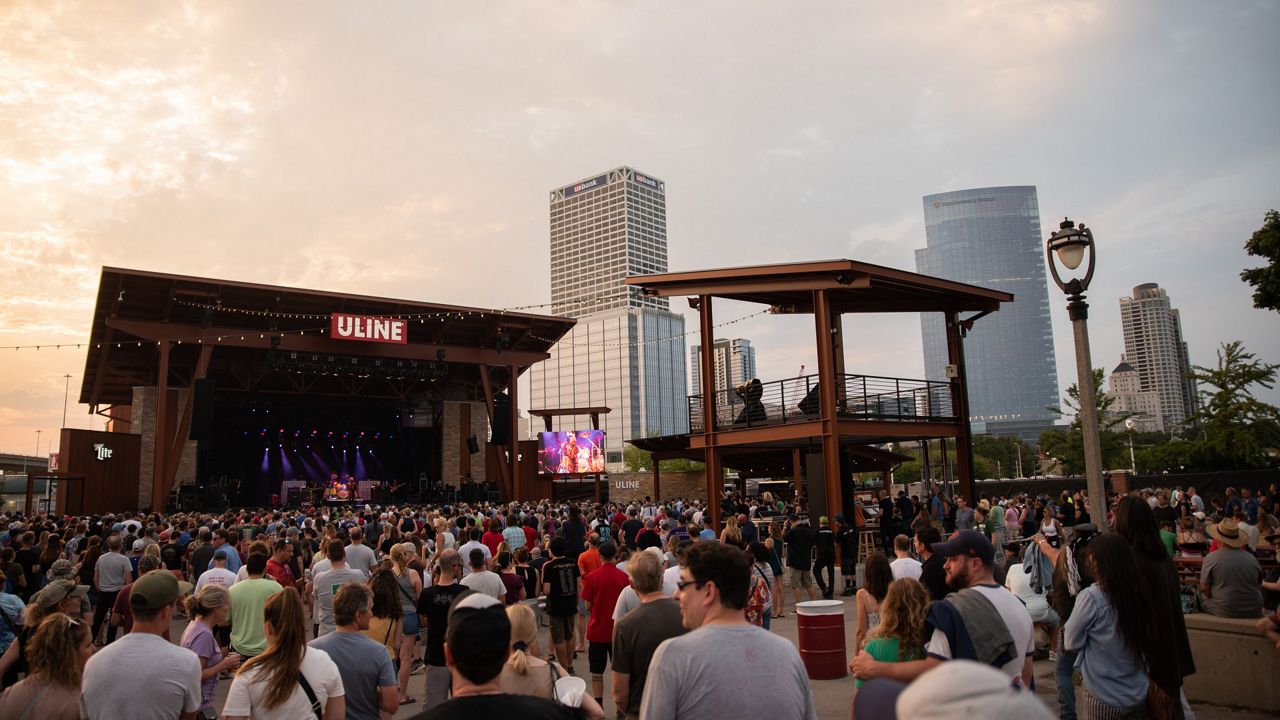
[850,530,1034,687]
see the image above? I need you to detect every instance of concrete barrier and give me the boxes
[1183,613,1280,713]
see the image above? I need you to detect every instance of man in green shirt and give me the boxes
[1159,520,1178,557]
[228,552,283,658]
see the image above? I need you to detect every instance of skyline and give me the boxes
[1,2,1278,454]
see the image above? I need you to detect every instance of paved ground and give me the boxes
[184,594,1271,719]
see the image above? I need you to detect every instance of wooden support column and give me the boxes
[881,470,891,493]
[792,448,803,497]
[508,365,520,501]
[478,366,512,500]
[696,294,723,532]
[151,341,171,511]
[944,312,975,503]
[163,344,212,492]
[652,463,661,503]
[813,290,843,523]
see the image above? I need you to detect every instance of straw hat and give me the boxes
[1207,518,1249,549]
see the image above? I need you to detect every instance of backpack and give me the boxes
[744,566,772,625]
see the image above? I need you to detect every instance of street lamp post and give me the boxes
[1047,217,1107,530]
[62,373,72,430]
[1125,417,1136,474]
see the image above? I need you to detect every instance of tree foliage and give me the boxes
[1190,340,1280,468]
[1241,209,1280,312]
[622,442,704,472]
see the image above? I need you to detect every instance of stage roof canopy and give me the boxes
[625,259,1013,314]
[80,267,576,408]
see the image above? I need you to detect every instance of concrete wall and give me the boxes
[1183,613,1280,712]
[607,471,706,505]
[132,386,197,509]
[441,401,488,487]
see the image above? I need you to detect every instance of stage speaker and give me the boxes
[466,436,480,454]
[190,379,216,440]
[490,393,510,444]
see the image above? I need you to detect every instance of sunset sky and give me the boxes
[2,1,1277,456]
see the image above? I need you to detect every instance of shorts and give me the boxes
[588,641,612,675]
[549,614,576,645]
[1029,606,1060,627]
[402,611,420,636]
[424,664,451,709]
[786,567,815,589]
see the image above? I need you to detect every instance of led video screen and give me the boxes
[538,430,606,474]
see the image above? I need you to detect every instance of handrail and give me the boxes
[688,373,955,433]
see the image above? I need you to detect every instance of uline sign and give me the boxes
[331,313,407,345]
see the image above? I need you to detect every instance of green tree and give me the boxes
[1044,368,1132,473]
[622,442,705,473]
[1191,341,1280,468]
[1241,209,1280,312]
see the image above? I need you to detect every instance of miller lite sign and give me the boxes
[330,313,408,345]
[93,443,113,461]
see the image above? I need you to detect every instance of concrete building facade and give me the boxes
[1119,283,1198,432]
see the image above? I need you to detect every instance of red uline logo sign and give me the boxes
[331,313,407,344]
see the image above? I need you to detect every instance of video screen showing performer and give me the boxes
[537,430,605,474]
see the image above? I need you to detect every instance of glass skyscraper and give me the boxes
[915,186,1060,441]
[530,167,688,465]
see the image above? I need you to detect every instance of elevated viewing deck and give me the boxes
[688,372,961,445]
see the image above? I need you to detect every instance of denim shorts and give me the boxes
[402,611,420,636]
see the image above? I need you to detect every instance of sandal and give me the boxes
[400,697,416,705]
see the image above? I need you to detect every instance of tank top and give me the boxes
[395,571,417,614]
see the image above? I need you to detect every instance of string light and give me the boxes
[1,291,766,352]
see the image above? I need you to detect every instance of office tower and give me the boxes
[690,338,757,396]
[531,167,688,464]
[915,186,1061,443]
[549,167,668,317]
[1119,284,1197,432]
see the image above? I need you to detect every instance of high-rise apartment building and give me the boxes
[530,167,687,465]
[690,338,757,397]
[1118,284,1197,432]
[915,186,1061,443]
[1107,358,1161,432]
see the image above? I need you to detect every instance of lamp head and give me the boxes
[1046,217,1096,295]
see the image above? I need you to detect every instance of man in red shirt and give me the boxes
[581,541,629,708]
[578,533,603,578]
[521,517,538,550]
[481,518,505,558]
[264,539,296,588]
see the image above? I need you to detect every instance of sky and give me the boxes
[1,1,1278,456]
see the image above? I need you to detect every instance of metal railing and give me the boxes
[688,373,955,433]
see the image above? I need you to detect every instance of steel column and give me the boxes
[697,294,723,532]
[813,290,843,522]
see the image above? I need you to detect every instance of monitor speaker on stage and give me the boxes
[490,392,511,444]
[466,436,480,454]
[191,379,216,440]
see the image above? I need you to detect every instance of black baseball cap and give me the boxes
[929,530,995,565]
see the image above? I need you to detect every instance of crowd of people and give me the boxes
[0,481,1274,719]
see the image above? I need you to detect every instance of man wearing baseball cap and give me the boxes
[81,570,202,720]
[851,529,1035,688]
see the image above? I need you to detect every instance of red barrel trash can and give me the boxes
[796,599,847,680]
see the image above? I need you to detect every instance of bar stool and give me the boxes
[857,529,878,563]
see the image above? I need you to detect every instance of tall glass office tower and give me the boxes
[915,186,1060,441]
[530,167,688,465]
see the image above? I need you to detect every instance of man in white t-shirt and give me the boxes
[889,534,923,581]
[194,549,238,592]
[456,528,491,577]
[459,547,505,601]
[851,529,1034,687]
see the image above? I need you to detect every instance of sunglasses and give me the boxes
[675,579,705,592]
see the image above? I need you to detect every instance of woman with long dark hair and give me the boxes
[856,552,893,649]
[1063,533,1152,718]
[361,560,404,661]
[223,588,344,719]
[1113,495,1194,718]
